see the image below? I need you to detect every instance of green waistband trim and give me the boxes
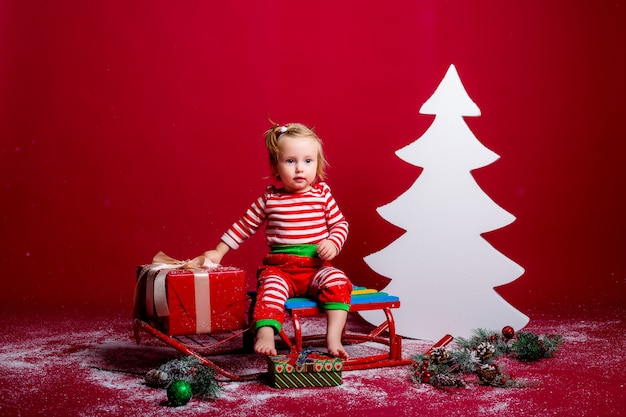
[270,244,318,258]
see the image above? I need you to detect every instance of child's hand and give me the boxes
[202,242,230,266]
[203,250,224,265]
[317,240,339,261]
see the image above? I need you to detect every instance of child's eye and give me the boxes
[286,159,295,164]
[305,159,313,164]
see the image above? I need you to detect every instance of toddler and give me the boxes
[203,122,352,359]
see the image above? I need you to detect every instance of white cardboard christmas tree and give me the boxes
[361,64,529,341]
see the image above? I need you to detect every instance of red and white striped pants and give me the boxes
[252,253,352,332]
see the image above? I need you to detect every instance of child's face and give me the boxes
[275,135,319,193]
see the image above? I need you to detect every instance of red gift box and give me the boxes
[135,264,246,336]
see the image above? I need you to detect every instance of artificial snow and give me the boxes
[0,307,624,416]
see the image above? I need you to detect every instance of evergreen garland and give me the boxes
[412,328,563,388]
[145,356,223,401]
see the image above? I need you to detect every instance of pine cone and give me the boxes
[476,342,495,360]
[476,364,499,383]
[429,347,450,364]
[145,369,169,387]
[432,373,467,388]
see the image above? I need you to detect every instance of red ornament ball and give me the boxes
[502,326,515,339]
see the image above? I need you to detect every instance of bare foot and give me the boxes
[254,326,277,356]
[327,341,350,360]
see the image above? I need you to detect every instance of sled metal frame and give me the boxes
[277,298,413,371]
[133,318,262,381]
[133,291,412,381]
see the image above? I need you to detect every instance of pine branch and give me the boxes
[147,356,223,400]
[411,328,563,389]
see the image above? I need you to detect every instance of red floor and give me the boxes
[0,305,624,417]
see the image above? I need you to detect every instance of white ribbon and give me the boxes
[193,270,211,333]
[141,263,180,319]
[153,268,173,317]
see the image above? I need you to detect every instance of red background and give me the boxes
[1,2,624,313]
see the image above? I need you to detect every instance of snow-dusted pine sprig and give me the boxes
[449,347,481,373]
[511,332,563,361]
[455,328,511,359]
[146,356,223,401]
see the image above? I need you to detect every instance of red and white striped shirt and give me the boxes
[222,182,349,252]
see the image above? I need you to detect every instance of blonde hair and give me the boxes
[264,122,327,180]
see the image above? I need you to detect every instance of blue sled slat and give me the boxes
[285,292,399,310]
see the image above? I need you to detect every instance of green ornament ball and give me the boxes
[167,380,192,406]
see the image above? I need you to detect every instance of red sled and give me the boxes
[133,262,414,381]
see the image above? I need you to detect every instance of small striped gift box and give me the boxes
[267,350,343,388]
